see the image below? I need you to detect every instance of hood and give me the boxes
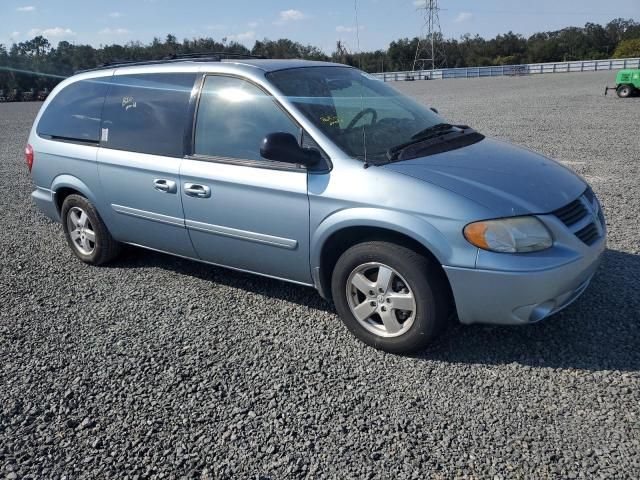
[382,137,586,217]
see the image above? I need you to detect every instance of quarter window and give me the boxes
[100,73,196,157]
[194,76,300,161]
[37,77,111,143]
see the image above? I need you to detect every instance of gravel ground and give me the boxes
[1,70,639,479]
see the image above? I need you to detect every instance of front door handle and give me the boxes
[153,179,177,193]
[184,183,211,198]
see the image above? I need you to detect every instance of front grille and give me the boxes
[575,222,600,245]
[553,198,588,227]
[553,189,604,246]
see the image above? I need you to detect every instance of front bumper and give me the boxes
[444,235,605,326]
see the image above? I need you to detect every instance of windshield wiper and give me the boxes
[410,122,456,140]
[386,124,480,162]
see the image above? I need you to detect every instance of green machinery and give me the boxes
[605,69,640,98]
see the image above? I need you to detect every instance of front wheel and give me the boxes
[331,241,452,353]
[617,85,633,98]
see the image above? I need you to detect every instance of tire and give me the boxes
[331,241,452,353]
[617,85,632,98]
[61,194,121,265]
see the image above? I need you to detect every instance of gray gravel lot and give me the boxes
[1,70,639,479]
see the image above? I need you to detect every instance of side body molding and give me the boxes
[111,204,185,227]
[110,204,299,250]
[184,219,298,250]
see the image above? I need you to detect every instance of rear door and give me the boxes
[180,74,312,283]
[97,71,197,256]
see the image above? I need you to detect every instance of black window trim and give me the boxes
[39,134,101,146]
[186,72,331,173]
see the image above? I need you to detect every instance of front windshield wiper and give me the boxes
[386,124,480,162]
[410,122,456,140]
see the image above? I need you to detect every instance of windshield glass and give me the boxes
[267,66,444,164]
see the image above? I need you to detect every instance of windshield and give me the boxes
[267,66,446,164]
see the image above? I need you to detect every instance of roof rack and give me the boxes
[75,51,266,74]
[164,52,265,60]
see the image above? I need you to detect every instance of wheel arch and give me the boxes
[311,210,454,301]
[51,175,98,214]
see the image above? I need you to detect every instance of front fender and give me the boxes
[310,207,457,272]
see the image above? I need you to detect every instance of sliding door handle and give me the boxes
[184,183,211,198]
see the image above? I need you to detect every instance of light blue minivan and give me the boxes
[28,57,606,352]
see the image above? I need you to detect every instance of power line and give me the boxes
[443,8,631,16]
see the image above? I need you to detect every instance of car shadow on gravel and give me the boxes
[110,245,335,312]
[419,248,640,372]
[111,246,639,372]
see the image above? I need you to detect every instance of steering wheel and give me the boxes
[345,108,378,131]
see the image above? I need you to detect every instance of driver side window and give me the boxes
[194,75,300,161]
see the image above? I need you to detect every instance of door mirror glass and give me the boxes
[260,132,321,167]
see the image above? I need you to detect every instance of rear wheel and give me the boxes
[617,84,633,98]
[61,194,121,265]
[331,241,451,353]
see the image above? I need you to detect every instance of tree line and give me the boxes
[1,18,639,94]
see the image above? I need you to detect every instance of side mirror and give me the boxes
[430,107,439,114]
[260,132,321,167]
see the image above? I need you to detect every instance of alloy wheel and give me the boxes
[66,206,96,255]
[345,262,417,338]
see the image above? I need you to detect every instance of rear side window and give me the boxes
[37,77,110,143]
[194,75,300,161]
[101,73,196,157]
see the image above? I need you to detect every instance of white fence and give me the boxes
[372,57,640,82]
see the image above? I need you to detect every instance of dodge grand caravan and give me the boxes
[27,57,606,353]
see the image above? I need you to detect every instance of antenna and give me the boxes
[353,0,368,168]
[413,0,447,72]
[353,0,363,70]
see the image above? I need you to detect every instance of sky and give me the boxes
[2,0,639,54]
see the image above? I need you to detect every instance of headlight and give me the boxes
[464,216,552,253]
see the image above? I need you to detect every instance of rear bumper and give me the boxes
[444,238,605,325]
[31,187,60,222]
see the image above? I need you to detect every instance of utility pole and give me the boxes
[413,0,447,73]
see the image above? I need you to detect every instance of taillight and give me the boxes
[25,144,34,172]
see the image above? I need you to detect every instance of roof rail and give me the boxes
[75,51,266,74]
[163,52,265,60]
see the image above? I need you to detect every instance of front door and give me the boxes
[180,74,311,283]
[97,72,197,257]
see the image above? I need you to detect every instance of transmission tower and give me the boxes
[412,0,447,72]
